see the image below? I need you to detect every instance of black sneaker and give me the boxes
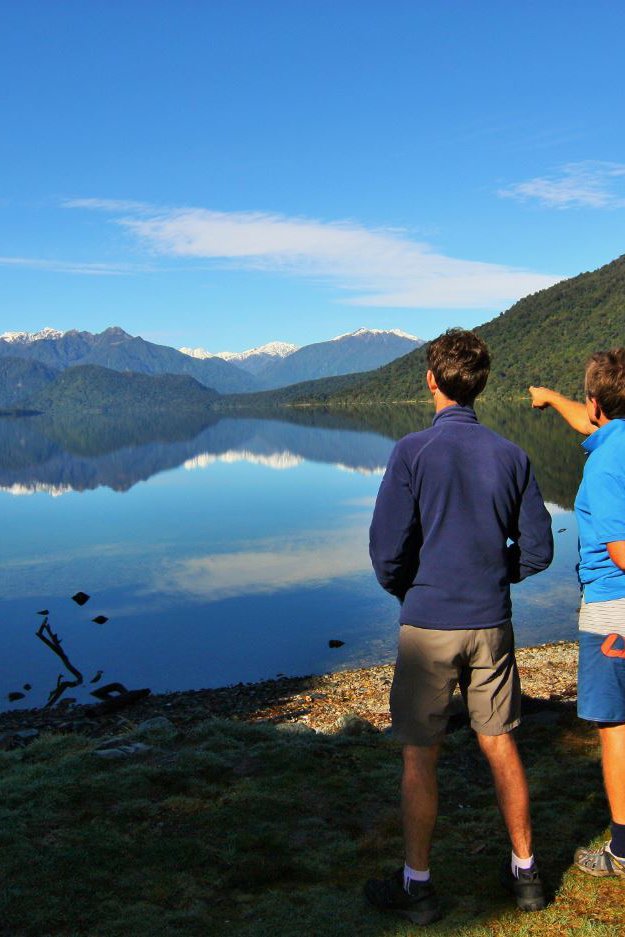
[364,868,442,925]
[500,860,546,912]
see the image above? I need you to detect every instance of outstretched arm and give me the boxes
[528,386,595,436]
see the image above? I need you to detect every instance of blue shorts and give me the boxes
[578,631,625,724]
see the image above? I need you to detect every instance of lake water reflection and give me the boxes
[0,404,586,711]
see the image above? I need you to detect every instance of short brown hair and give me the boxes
[585,348,625,419]
[426,328,490,406]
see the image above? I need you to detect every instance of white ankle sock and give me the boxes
[511,851,535,877]
[404,862,430,891]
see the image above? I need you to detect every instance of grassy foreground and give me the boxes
[0,705,622,937]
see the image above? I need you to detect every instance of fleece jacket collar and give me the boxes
[432,404,479,427]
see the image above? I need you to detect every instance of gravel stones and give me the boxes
[0,640,579,743]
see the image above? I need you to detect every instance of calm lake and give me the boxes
[1,403,586,712]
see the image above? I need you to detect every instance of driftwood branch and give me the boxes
[35,617,84,707]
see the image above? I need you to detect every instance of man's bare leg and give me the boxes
[477,731,533,858]
[575,724,625,874]
[598,723,625,825]
[402,743,441,870]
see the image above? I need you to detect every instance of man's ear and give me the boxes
[426,370,438,394]
[591,397,602,422]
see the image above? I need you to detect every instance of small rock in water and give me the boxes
[328,639,345,648]
[91,615,108,625]
[22,683,32,691]
[36,609,49,616]
[558,528,567,533]
[72,591,90,606]
[8,691,25,702]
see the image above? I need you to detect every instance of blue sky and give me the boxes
[2,1,625,351]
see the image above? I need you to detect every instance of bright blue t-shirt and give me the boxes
[575,418,625,602]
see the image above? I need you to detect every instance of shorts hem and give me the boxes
[470,717,521,736]
[578,711,625,724]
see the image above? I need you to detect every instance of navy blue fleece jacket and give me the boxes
[369,405,553,629]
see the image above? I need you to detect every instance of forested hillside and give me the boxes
[27,365,219,414]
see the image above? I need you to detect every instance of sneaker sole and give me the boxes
[574,861,625,878]
[501,874,546,912]
[516,897,547,912]
[399,907,443,926]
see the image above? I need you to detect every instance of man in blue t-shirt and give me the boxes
[530,348,625,878]
[365,330,553,925]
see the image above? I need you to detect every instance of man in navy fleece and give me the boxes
[365,329,553,925]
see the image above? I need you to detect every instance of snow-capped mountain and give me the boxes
[179,330,421,384]
[178,346,214,360]
[217,341,299,363]
[330,327,420,342]
[180,341,299,377]
[255,327,424,389]
[0,327,64,344]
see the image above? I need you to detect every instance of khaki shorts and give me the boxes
[390,622,521,746]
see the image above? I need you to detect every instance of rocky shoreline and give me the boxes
[0,640,578,749]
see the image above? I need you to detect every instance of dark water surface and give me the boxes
[0,404,586,711]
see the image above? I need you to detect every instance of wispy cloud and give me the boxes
[499,161,625,209]
[0,255,147,276]
[65,198,561,309]
[64,197,153,213]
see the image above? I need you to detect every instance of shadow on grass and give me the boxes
[0,687,614,937]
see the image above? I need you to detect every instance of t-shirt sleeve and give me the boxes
[586,469,625,543]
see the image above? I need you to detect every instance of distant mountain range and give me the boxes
[0,326,257,395]
[0,326,423,409]
[179,327,423,388]
[180,340,299,376]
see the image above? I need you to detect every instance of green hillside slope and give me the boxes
[0,357,59,409]
[26,364,219,413]
[255,253,625,406]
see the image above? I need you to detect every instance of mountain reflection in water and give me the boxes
[0,402,584,507]
[1,403,584,711]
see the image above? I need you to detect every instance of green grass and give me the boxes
[0,709,622,936]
